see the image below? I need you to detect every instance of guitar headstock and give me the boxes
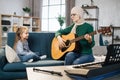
[98,27,112,36]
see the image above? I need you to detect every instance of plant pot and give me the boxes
[24,13,29,17]
[3,32,7,37]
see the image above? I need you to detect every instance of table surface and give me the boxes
[26,66,74,80]
[26,64,120,80]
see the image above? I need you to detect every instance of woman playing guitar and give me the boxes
[55,6,95,65]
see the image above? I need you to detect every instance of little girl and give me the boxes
[13,26,46,62]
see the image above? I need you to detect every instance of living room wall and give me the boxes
[75,0,120,27]
[1,0,119,27]
[0,0,28,16]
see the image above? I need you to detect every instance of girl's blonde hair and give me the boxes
[13,26,28,50]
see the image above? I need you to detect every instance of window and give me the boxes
[42,0,65,31]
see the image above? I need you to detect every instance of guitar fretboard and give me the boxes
[70,27,111,43]
[70,31,97,43]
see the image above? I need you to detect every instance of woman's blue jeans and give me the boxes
[64,52,95,65]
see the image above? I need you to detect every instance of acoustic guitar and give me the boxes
[51,27,111,60]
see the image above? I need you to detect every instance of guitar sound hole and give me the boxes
[61,40,70,52]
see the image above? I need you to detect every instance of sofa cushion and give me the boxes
[3,62,26,72]
[5,45,21,63]
[28,32,55,58]
[3,60,64,72]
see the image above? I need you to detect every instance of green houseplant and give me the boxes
[57,15,65,29]
[23,7,31,13]
[2,26,8,32]
[22,7,31,16]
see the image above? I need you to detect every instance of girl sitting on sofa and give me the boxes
[13,26,46,62]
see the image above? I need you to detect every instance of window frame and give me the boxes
[41,0,65,31]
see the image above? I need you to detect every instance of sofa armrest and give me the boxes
[92,46,107,62]
[0,48,7,70]
[92,46,107,56]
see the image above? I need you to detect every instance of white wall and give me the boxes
[75,0,120,27]
[0,0,28,16]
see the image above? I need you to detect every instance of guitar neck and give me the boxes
[70,31,97,43]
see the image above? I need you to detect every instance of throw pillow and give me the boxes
[5,45,21,63]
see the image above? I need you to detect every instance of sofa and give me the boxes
[0,32,107,80]
[0,32,64,80]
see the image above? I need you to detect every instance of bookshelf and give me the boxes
[82,6,99,30]
[0,14,41,48]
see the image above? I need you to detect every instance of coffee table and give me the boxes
[26,62,120,80]
[26,66,74,80]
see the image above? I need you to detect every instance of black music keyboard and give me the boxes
[64,44,120,79]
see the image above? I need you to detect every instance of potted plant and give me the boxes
[2,26,8,37]
[57,15,65,29]
[2,26,8,32]
[22,7,31,16]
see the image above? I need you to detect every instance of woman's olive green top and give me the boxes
[55,22,95,54]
